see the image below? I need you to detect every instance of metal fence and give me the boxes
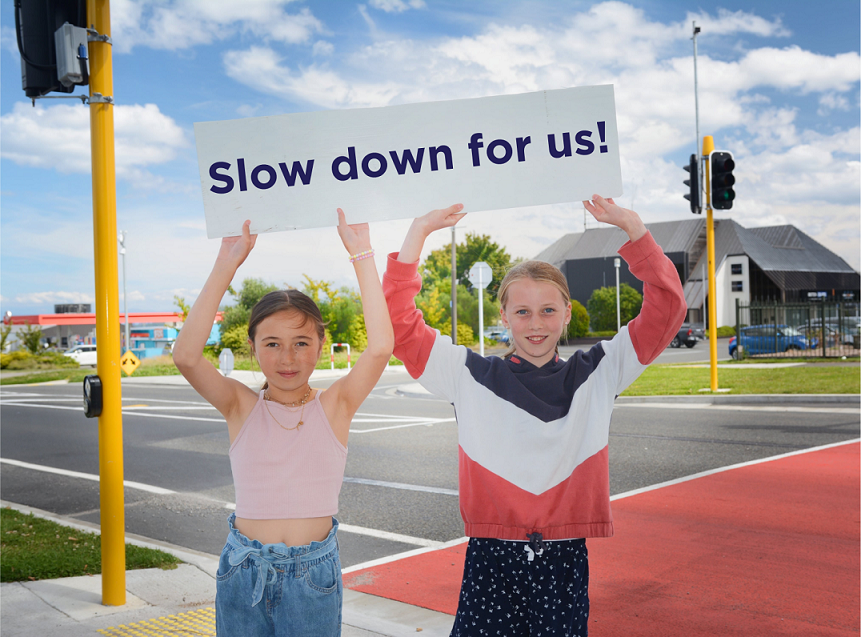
[734,300,860,359]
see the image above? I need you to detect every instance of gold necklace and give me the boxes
[263,386,311,431]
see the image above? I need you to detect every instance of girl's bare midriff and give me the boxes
[234,515,333,546]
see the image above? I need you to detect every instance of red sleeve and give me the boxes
[382,253,438,379]
[619,232,687,365]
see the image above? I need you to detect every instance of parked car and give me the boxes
[728,325,813,359]
[63,344,97,366]
[669,324,704,348]
[484,327,509,343]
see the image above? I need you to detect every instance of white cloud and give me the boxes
[685,8,790,37]
[14,291,93,305]
[1,26,19,57]
[368,0,426,13]
[111,0,324,53]
[0,102,188,179]
[312,40,335,56]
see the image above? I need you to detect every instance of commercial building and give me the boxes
[534,218,860,328]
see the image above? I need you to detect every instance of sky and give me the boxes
[2,0,859,316]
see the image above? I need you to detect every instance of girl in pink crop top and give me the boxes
[173,210,393,636]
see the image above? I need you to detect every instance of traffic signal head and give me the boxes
[709,150,735,210]
[15,0,86,98]
[683,153,701,214]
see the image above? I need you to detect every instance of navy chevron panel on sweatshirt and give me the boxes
[463,343,607,422]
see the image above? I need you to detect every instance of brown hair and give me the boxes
[497,261,570,358]
[247,290,327,388]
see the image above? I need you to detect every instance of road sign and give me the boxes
[120,351,141,376]
[468,261,493,289]
[219,348,235,376]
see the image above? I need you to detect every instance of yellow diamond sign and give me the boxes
[120,351,141,376]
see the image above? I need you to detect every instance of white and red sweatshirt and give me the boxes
[383,231,686,541]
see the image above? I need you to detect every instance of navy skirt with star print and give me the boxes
[450,536,589,637]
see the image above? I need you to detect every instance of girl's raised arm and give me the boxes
[173,220,258,424]
[324,210,394,429]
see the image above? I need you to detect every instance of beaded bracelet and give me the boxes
[349,249,374,263]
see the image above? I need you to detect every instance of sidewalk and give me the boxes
[1,502,454,637]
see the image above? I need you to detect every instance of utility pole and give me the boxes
[118,230,129,353]
[703,135,719,391]
[451,226,457,345]
[89,0,125,605]
[692,21,702,207]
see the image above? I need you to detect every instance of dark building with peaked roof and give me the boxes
[535,218,859,328]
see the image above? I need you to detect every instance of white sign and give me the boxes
[219,348,234,377]
[468,262,493,290]
[469,261,494,357]
[195,85,622,238]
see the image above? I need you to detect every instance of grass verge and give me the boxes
[622,363,860,396]
[0,351,404,385]
[1,507,180,583]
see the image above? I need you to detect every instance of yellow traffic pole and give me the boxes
[88,0,125,605]
[703,135,719,391]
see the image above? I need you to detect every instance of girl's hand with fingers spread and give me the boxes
[217,219,258,269]
[415,203,466,237]
[583,195,646,242]
[337,208,372,257]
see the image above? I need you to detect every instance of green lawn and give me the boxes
[0,351,403,385]
[623,363,860,395]
[1,507,180,583]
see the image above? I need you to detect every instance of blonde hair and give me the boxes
[497,260,570,358]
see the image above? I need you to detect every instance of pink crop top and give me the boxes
[229,390,347,520]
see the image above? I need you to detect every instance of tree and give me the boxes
[220,278,279,335]
[567,300,590,339]
[417,286,447,331]
[174,295,191,322]
[19,322,44,354]
[0,322,12,352]
[421,232,514,301]
[586,284,643,332]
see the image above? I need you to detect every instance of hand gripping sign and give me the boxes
[194,85,622,238]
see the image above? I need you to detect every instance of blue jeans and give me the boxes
[216,513,342,637]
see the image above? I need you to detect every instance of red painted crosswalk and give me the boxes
[343,441,860,635]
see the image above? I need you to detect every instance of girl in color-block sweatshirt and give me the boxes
[383,196,686,636]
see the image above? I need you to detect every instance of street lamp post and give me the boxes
[118,231,128,353]
[614,258,621,332]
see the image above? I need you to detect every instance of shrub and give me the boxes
[220,323,250,356]
[440,321,476,346]
[587,284,643,332]
[567,300,590,339]
[1,351,79,370]
[1,351,31,369]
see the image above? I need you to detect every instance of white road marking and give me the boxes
[0,458,443,548]
[610,437,860,501]
[1,398,454,431]
[0,458,176,495]
[337,524,443,548]
[343,477,458,496]
[342,536,470,574]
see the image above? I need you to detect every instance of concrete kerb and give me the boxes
[1,501,454,637]
[1,500,220,576]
